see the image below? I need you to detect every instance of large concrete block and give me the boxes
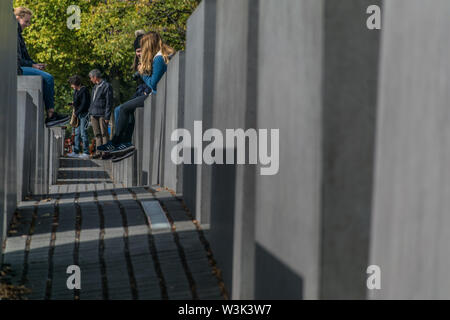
[252,0,324,300]
[134,107,145,185]
[44,127,50,194]
[49,131,56,186]
[319,0,381,299]
[112,160,119,184]
[111,105,139,188]
[0,3,18,251]
[49,127,64,186]
[5,81,17,237]
[209,0,258,299]
[17,91,37,201]
[369,0,450,299]
[18,76,46,196]
[151,74,167,186]
[111,155,137,187]
[249,0,381,300]
[163,51,185,193]
[183,0,216,223]
[122,155,136,187]
[142,95,157,186]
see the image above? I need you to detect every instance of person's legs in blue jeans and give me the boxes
[73,113,89,154]
[111,95,146,145]
[79,113,90,154]
[114,106,121,129]
[21,67,55,111]
[74,126,81,154]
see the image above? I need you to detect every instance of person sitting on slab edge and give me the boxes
[97,31,174,162]
[112,30,151,153]
[15,6,70,128]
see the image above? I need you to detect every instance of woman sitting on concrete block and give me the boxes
[15,6,70,128]
[97,31,174,162]
[112,30,152,151]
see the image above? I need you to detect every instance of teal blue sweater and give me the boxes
[141,55,167,93]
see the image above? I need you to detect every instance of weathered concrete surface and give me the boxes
[111,104,146,188]
[183,0,216,224]
[319,0,381,299]
[134,108,145,186]
[209,0,258,299]
[152,75,167,186]
[49,128,64,186]
[253,0,323,300]
[142,95,157,186]
[111,155,136,188]
[18,76,46,196]
[369,0,450,300]
[44,126,50,195]
[212,0,374,300]
[163,52,185,193]
[0,3,18,252]
[17,91,37,201]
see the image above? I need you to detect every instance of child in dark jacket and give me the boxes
[67,75,91,159]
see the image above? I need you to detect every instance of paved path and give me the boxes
[2,158,226,300]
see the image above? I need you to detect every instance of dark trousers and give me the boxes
[114,106,135,144]
[112,95,146,145]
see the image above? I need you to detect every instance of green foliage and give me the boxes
[14,0,200,114]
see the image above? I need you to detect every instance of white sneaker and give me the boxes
[67,152,78,158]
[78,154,90,160]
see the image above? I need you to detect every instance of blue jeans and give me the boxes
[74,113,90,154]
[21,67,55,111]
[114,106,121,129]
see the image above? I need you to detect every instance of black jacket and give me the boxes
[132,83,152,99]
[73,87,91,117]
[89,80,113,120]
[17,22,36,68]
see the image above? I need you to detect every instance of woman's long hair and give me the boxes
[138,32,175,75]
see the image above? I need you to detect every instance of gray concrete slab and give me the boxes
[209,0,257,299]
[151,75,168,186]
[134,107,145,186]
[0,1,18,253]
[163,51,185,193]
[369,0,450,300]
[141,201,171,231]
[18,76,46,196]
[17,91,37,202]
[183,0,217,224]
[319,0,381,299]
[251,0,323,300]
[142,95,156,186]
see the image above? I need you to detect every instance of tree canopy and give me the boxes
[14,0,200,112]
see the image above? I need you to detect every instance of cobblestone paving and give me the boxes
[2,158,226,300]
